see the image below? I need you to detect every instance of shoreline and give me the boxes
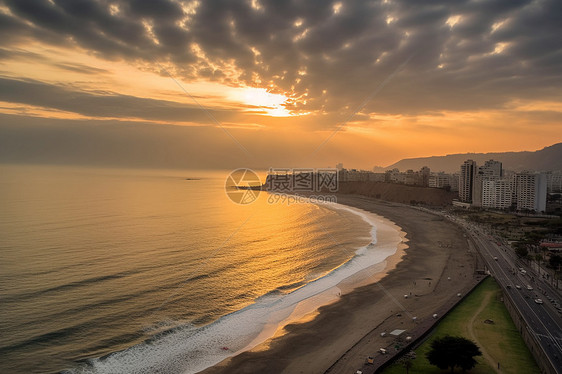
[200,195,479,374]
[207,200,408,370]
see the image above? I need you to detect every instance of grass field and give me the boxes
[381,277,540,373]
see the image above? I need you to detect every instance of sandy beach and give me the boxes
[200,195,479,374]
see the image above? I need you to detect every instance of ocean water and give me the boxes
[0,164,395,374]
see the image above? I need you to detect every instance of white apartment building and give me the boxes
[472,160,503,207]
[515,172,547,212]
[482,179,514,209]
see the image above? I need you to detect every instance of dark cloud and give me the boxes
[126,0,184,20]
[52,62,111,74]
[0,0,561,118]
[0,77,243,123]
[0,47,109,74]
[0,47,43,60]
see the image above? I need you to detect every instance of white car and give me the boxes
[515,285,521,289]
[535,299,543,304]
[527,285,533,291]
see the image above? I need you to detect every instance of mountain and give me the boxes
[380,143,562,173]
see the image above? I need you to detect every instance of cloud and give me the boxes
[0,0,561,118]
[0,77,244,123]
[51,62,111,75]
[0,112,406,169]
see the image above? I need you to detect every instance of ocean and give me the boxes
[0,164,400,374]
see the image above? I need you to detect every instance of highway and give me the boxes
[458,219,562,373]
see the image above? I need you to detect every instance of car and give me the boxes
[493,256,498,261]
[515,285,521,289]
[527,285,533,291]
[535,299,543,304]
[506,285,512,289]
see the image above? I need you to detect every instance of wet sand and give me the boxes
[200,196,478,374]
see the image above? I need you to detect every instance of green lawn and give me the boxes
[381,277,540,373]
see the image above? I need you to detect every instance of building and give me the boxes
[400,167,431,186]
[546,172,562,193]
[459,160,476,203]
[515,172,547,212]
[450,173,459,191]
[405,170,416,185]
[472,160,503,207]
[420,166,430,187]
[479,160,503,177]
[338,169,385,182]
[368,173,386,182]
[429,172,457,191]
[482,179,514,209]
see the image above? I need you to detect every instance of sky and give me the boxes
[0,0,561,170]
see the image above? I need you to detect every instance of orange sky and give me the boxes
[0,0,561,170]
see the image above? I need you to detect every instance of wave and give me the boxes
[67,204,401,374]
[2,272,135,303]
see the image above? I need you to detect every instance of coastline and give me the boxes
[200,195,478,374]
[203,199,407,370]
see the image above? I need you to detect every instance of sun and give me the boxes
[239,87,293,117]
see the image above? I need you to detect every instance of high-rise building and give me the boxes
[473,160,503,207]
[482,179,514,209]
[546,172,562,193]
[479,160,503,177]
[420,166,430,187]
[515,172,547,212]
[459,160,476,203]
[472,174,483,207]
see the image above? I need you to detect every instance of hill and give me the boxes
[380,143,562,173]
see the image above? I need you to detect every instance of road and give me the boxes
[459,219,562,373]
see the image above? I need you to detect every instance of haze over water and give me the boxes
[0,164,375,374]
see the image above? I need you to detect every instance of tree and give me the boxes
[398,350,416,374]
[514,243,528,258]
[549,254,562,269]
[426,336,482,373]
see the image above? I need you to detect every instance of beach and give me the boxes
[201,195,479,374]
